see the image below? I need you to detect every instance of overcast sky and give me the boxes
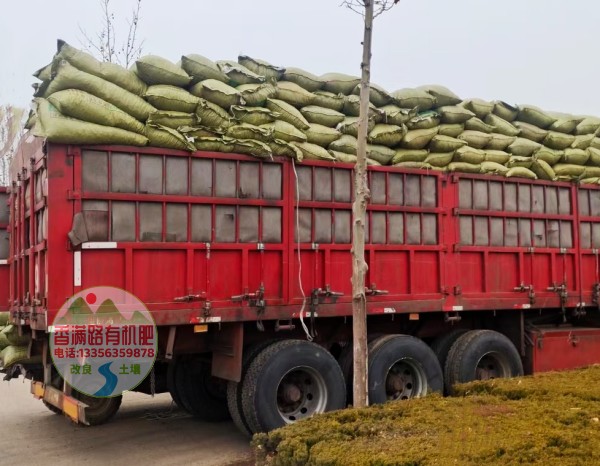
[1,0,599,116]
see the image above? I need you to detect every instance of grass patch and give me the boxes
[253,366,600,465]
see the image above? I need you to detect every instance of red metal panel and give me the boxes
[0,186,8,312]
[532,328,600,372]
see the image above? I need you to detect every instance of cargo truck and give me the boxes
[2,139,600,434]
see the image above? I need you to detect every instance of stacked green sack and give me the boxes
[0,324,39,370]
[26,40,600,181]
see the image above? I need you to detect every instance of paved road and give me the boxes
[0,378,253,466]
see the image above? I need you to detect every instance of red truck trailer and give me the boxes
[0,186,8,312]
[3,140,600,433]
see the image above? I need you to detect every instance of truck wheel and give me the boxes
[175,357,231,422]
[444,329,524,395]
[43,400,62,415]
[241,340,346,434]
[167,361,183,408]
[368,335,443,405]
[430,328,469,393]
[72,391,122,426]
[227,341,277,437]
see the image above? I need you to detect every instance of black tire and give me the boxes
[367,335,443,405]
[175,357,230,422]
[167,360,183,408]
[444,329,524,395]
[72,391,122,426]
[241,340,346,434]
[430,328,470,393]
[227,341,277,437]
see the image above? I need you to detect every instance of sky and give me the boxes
[1,0,599,116]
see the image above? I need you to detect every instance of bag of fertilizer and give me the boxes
[56,40,147,95]
[507,137,541,157]
[276,81,315,108]
[379,105,418,126]
[437,105,475,124]
[583,167,600,178]
[517,105,557,129]
[0,313,8,326]
[44,60,156,121]
[513,121,548,143]
[429,135,467,152]
[145,124,195,151]
[226,123,273,143]
[367,144,396,165]
[47,89,145,134]
[438,124,464,138]
[368,124,406,147]
[134,55,191,87]
[465,117,494,134]
[461,98,494,119]
[530,159,556,181]
[549,113,584,134]
[282,67,322,92]
[266,99,310,130]
[484,150,511,164]
[0,332,8,351]
[580,177,600,185]
[571,134,595,150]
[406,111,440,130]
[320,73,361,95]
[575,117,600,135]
[1,345,31,368]
[301,106,345,127]
[236,83,277,107]
[552,164,586,178]
[392,149,429,164]
[270,139,303,161]
[458,130,492,149]
[144,85,200,113]
[425,152,454,167]
[453,146,486,164]
[587,147,600,166]
[343,95,384,120]
[194,136,236,152]
[591,138,600,150]
[492,101,519,122]
[261,120,307,143]
[312,91,346,112]
[32,98,148,146]
[561,148,589,165]
[231,139,273,159]
[506,167,537,180]
[486,133,516,151]
[190,79,244,108]
[481,161,509,175]
[147,111,197,129]
[352,83,392,107]
[179,125,225,140]
[230,106,279,126]
[292,142,336,161]
[329,151,380,166]
[394,161,433,170]
[181,54,229,83]
[400,127,438,149]
[196,99,235,129]
[238,55,285,80]
[507,156,533,169]
[329,134,358,154]
[484,114,521,137]
[544,131,576,150]
[217,60,265,85]
[447,162,481,173]
[304,123,342,146]
[534,147,563,165]
[391,88,436,110]
[417,84,461,106]
[2,325,31,346]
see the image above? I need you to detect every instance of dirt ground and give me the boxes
[0,377,253,466]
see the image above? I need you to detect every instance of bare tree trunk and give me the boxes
[352,0,374,409]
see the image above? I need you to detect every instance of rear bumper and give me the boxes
[31,381,89,425]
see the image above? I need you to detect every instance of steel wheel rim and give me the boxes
[475,352,510,381]
[276,366,328,424]
[385,358,427,400]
